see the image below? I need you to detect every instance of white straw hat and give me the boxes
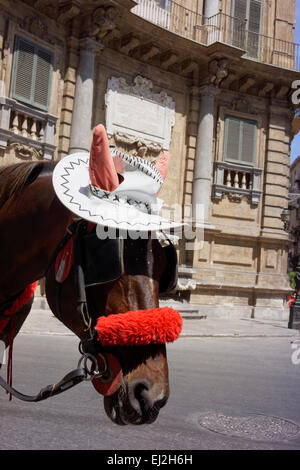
[53,125,183,232]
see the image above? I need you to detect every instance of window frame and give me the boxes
[10,34,54,112]
[223,114,258,167]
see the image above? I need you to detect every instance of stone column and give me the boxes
[69,37,104,154]
[192,85,220,223]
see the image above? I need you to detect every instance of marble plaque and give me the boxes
[105,76,175,150]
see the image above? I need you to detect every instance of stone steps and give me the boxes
[32,295,207,320]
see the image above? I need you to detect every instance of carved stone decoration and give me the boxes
[114,132,162,159]
[10,142,43,160]
[227,192,244,203]
[176,278,197,291]
[105,75,175,152]
[120,34,140,54]
[160,51,178,70]
[58,0,81,25]
[34,0,56,16]
[231,97,257,115]
[140,43,160,62]
[239,76,255,93]
[0,40,9,87]
[22,16,48,37]
[258,82,274,97]
[91,6,118,40]
[209,59,229,86]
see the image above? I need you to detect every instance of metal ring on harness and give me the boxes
[77,352,108,381]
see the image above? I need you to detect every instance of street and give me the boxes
[0,332,300,450]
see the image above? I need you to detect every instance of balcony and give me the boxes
[212,161,262,205]
[132,0,300,71]
[0,97,57,160]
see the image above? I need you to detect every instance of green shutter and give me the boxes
[12,38,35,104]
[224,116,241,162]
[34,48,53,109]
[10,35,53,111]
[224,115,257,165]
[241,119,256,164]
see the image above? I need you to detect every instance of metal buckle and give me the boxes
[77,352,107,381]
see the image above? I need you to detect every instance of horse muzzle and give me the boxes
[103,378,169,426]
[90,306,181,425]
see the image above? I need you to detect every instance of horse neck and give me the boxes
[0,172,70,303]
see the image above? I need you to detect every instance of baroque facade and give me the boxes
[0,0,299,319]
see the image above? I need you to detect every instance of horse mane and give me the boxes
[0,161,55,207]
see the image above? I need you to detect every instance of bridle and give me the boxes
[0,218,179,402]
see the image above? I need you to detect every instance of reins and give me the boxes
[0,346,108,402]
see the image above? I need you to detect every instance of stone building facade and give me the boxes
[289,155,300,266]
[0,0,299,320]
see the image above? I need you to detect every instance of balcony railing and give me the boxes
[0,97,57,160]
[212,161,262,205]
[132,1,300,71]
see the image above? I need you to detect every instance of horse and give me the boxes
[0,160,178,425]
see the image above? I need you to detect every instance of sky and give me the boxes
[290,0,300,163]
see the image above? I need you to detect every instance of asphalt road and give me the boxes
[0,333,300,450]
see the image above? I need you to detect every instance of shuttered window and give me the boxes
[231,0,263,58]
[223,115,257,165]
[10,36,53,111]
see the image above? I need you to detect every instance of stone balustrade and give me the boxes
[212,161,263,205]
[0,97,57,160]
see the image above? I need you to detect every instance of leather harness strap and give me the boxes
[0,367,87,402]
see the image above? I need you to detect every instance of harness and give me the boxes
[0,218,180,403]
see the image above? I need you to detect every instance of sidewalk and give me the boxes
[20,302,300,339]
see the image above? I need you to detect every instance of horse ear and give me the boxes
[155,151,170,181]
[89,124,120,192]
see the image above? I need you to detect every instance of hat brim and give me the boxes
[53,153,183,232]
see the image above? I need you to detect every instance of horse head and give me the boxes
[45,231,179,425]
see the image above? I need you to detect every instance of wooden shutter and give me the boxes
[233,0,248,19]
[232,0,247,48]
[224,116,241,162]
[12,37,35,104]
[224,115,257,165]
[247,0,262,58]
[34,48,53,109]
[240,119,256,164]
[11,36,53,111]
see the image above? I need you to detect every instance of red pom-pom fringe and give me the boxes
[0,281,39,334]
[94,307,183,346]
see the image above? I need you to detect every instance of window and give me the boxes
[223,115,257,165]
[231,0,263,58]
[10,35,53,111]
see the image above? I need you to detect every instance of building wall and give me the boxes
[0,0,298,320]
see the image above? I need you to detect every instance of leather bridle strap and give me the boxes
[44,219,81,277]
[0,367,87,402]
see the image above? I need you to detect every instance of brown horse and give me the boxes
[0,161,174,425]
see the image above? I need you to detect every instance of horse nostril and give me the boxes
[134,382,150,411]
